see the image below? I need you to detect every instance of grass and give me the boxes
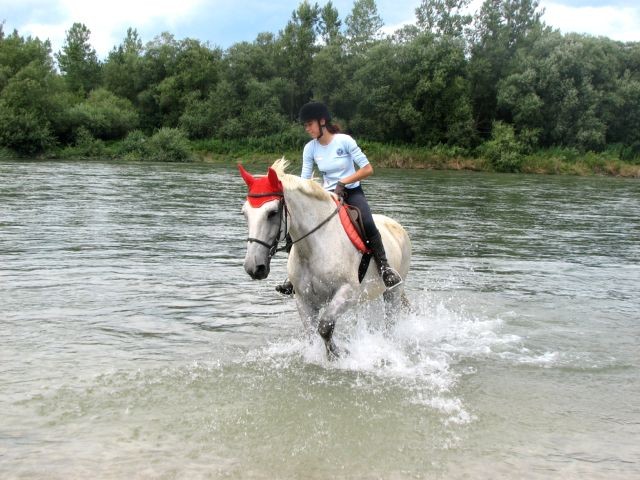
[8,135,640,178]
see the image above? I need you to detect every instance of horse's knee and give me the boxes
[317,319,335,341]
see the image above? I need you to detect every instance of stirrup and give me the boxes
[275,280,294,296]
[382,267,403,291]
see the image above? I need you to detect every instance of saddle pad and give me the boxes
[335,199,371,253]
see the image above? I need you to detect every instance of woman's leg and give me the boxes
[344,187,402,288]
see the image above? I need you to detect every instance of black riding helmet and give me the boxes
[299,102,332,139]
[299,102,332,124]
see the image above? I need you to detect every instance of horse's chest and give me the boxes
[292,268,335,304]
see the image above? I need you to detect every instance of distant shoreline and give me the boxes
[5,139,639,178]
[196,143,640,178]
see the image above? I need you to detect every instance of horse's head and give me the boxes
[239,164,285,280]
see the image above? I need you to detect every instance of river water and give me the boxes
[1,160,639,479]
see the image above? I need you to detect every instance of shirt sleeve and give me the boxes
[345,135,369,169]
[301,141,314,179]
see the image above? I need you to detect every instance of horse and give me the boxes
[239,159,411,358]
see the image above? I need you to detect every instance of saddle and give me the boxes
[334,199,373,283]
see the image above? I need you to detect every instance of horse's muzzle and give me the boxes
[245,262,270,280]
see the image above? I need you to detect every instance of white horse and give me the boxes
[239,159,411,357]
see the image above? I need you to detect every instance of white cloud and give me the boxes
[20,0,207,57]
[381,0,640,43]
[12,0,640,61]
[540,1,640,42]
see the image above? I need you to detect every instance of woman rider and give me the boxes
[276,101,402,294]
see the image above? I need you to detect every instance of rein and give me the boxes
[246,192,341,258]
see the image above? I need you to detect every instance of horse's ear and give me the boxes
[267,167,282,191]
[238,164,254,187]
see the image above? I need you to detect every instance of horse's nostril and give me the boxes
[254,264,268,279]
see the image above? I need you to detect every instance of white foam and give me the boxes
[246,291,522,426]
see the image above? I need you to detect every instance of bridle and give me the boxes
[246,192,341,259]
[246,192,287,258]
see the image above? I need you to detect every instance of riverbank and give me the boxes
[4,133,639,178]
[197,141,640,178]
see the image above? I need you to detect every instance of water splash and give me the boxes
[245,291,521,426]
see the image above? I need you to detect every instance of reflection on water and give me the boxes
[1,161,639,479]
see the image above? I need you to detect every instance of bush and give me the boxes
[118,130,149,159]
[117,128,194,162]
[57,126,106,158]
[607,142,640,164]
[480,121,524,173]
[0,146,16,159]
[68,88,139,140]
[147,128,194,162]
[0,105,56,155]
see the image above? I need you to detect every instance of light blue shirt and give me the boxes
[301,133,370,190]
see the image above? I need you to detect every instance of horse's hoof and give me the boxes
[325,340,349,360]
[326,341,342,360]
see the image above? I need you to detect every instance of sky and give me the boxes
[1,0,639,59]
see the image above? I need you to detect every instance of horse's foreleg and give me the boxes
[318,284,357,359]
[296,299,318,338]
[382,286,412,331]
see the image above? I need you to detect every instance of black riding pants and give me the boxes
[340,185,380,241]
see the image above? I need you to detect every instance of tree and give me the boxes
[345,0,384,54]
[319,2,342,46]
[279,1,321,117]
[103,28,144,102]
[415,0,472,39]
[180,31,288,140]
[0,29,62,154]
[495,32,627,152]
[469,0,546,137]
[56,23,101,95]
[132,33,223,130]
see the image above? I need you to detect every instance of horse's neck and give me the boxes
[285,191,342,256]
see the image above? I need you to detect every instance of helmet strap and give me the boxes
[316,120,326,140]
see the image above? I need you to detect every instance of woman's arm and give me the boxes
[339,163,373,185]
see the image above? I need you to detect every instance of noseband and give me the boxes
[246,192,341,259]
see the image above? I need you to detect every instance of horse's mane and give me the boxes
[271,158,333,202]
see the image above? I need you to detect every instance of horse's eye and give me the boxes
[267,210,278,219]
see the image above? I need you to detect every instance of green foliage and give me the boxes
[73,126,106,157]
[103,28,144,103]
[346,0,384,53]
[469,0,546,136]
[497,32,619,152]
[118,128,193,162]
[147,128,194,162]
[480,121,524,172]
[415,0,472,38]
[118,130,148,159]
[0,29,61,154]
[280,1,321,112]
[68,88,139,140]
[0,145,16,159]
[192,124,308,156]
[55,23,101,95]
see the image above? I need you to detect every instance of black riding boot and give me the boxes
[368,232,403,289]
